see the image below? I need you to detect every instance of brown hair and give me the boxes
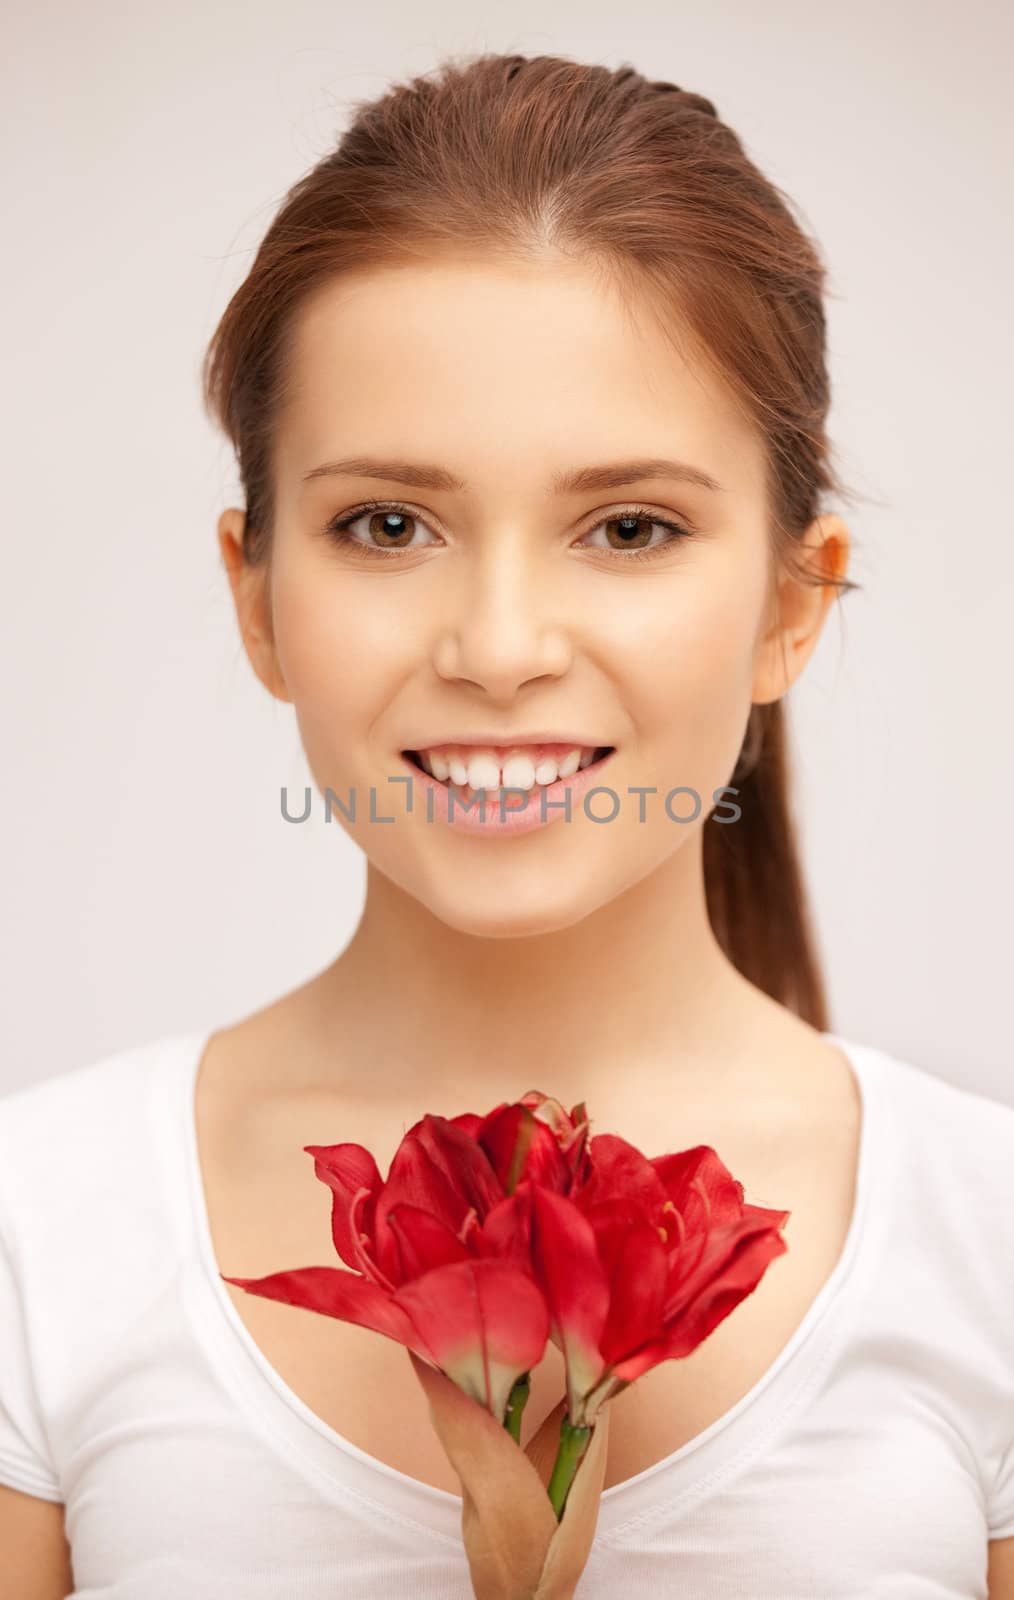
[202,50,863,1032]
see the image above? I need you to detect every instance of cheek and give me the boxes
[276,560,389,665]
[611,568,765,783]
[269,569,405,771]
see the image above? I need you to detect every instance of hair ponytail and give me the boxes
[705,702,829,1028]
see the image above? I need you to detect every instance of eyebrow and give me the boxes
[300,455,724,495]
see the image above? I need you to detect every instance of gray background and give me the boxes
[3,0,1011,1100]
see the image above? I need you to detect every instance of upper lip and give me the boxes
[403,732,614,751]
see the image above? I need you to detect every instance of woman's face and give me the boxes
[222,254,844,937]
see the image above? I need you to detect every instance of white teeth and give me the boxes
[465,751,502,792]
[414,744,605,790]
[500,750,537,790]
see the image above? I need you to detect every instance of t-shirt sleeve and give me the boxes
[983,1101,1014,1541]
[988,1436,1014,1540]
[0,1217,63,1501]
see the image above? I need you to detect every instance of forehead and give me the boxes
[275,255,764,498]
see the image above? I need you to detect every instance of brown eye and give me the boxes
[322,501,441,560]
[359,510,417,548]
[603,515,655,551]
[580,507,696,561]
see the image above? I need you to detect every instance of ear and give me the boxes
[751,514,850,705]
[217,508,291,703]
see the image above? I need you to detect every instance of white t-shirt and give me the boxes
[1,1028,1013,1599]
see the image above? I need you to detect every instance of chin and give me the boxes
[405,858,618,941]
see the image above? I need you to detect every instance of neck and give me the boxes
[304,839,792,1117]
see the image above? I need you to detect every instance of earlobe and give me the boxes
[216,508,291,704]
[751,514,851,705]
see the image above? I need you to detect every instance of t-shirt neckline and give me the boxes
[168,1026,886,1544]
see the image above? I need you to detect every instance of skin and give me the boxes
[218,251,851,1126]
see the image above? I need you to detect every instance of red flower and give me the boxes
[221,1088,790,1461]
[221,1109,550,1424]
[484,1134,791,1427]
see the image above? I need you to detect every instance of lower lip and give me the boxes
[398,749,617,837]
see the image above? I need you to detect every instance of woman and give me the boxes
[2,51,1013,1599]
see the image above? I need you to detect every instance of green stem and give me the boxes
[546,1418,592,1520]
[502,1372,531,1443]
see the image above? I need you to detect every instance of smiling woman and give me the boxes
[2,46,1013,1600]
[211,241,851,966]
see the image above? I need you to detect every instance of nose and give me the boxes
[431,539,573,702]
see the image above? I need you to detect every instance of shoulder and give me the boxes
[0,1031,195,1159]
[861,1039,1014,1182]
[0,1031,203,1258]
[0,1029,191,1117]
[855,1037,1014,1279]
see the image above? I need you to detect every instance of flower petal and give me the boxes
[416,1114,507,1215]
[220,1266,434,1361]
[663,1206,791,1323]
[645,1221,789,1367]
[577,1133,671,1216]
[393,1257,550,1422]
[595,1210,669,1366]
[478,1103,569,1195]
[383,1115,504,1227]
[371,1135,473,1283]
[478,1186,536,1272]
[523,1093,594,1186]
[303,1143,382,1269]
[448,1111,485,1138]
[528,1185,610,1423]
[650,1145,747,1230]
[385,1202,472,1278]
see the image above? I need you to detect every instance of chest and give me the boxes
[199,1091,860,1496]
